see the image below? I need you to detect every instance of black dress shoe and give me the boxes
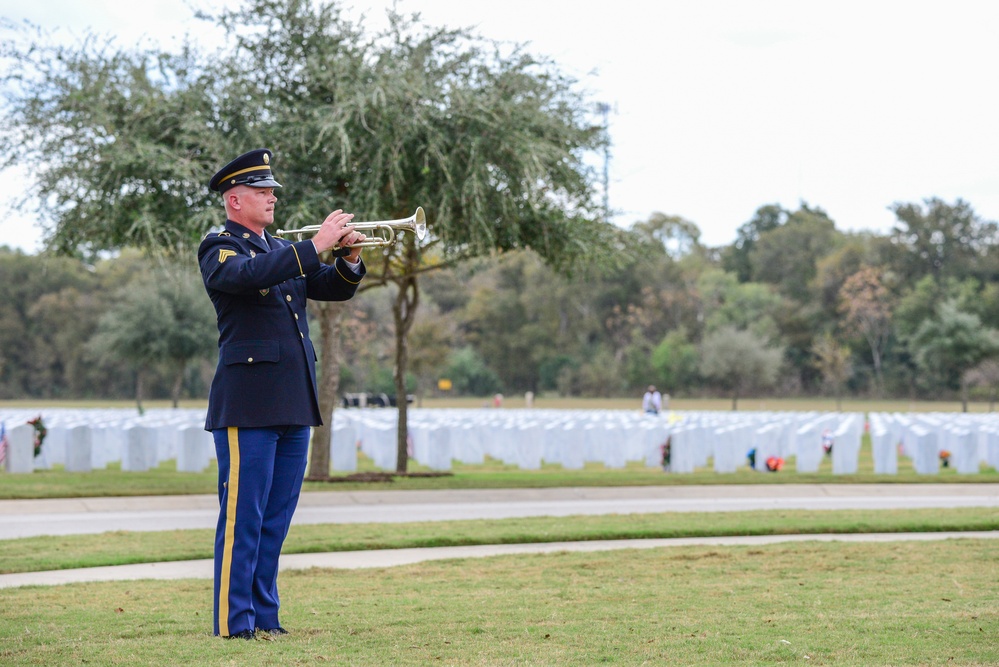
[224,629,256,640]
[258,626,289,635]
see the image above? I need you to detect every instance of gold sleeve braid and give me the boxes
[335,258,362,285]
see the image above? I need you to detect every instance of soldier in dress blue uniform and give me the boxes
[198,148,367,640]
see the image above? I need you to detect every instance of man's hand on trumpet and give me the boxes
[311,209,367,262]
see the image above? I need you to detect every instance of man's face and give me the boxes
[232,186,277,227]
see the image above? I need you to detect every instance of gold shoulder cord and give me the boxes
[290,245,305,276]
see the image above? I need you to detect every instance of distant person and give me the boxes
[642,385,662,415]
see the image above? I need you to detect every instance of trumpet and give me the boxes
[274,207,427,248]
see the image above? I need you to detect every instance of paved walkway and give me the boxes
[1,484,996,589]
[2,483,997,539]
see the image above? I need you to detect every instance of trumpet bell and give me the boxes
[411,206,427,240]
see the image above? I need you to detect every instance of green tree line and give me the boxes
[4,196,999,409]
[368,196,999,410]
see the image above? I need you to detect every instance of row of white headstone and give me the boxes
[2,407,997,475]
[869,412,999,474]
[332,409,866,473]
[334,408,998,474]
[0,408,213,474]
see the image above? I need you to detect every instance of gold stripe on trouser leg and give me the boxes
[219,427,241,637]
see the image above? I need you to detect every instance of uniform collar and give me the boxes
[225,220,272,252]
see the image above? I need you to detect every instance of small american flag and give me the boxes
[0,421,8,469]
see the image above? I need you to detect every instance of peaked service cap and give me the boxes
[209,148,283,193]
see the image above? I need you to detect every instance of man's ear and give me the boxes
[226,192,241,210]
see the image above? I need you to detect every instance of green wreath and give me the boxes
[27,416,47,457]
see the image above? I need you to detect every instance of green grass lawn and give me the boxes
[1,538,996,666]
[1,507,997,575]
[2,399,997,665]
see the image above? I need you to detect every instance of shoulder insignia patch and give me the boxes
[218,249,237,264]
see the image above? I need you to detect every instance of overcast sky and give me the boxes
[2,0,998,252]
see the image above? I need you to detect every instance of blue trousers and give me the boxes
[212,426,310,637]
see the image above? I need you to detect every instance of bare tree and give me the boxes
[839,267,892,396]
[811,334,853,411]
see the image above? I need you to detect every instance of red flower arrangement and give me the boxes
[660,437,671,472]
[821,429,834,456]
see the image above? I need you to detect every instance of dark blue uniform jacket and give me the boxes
[198,220,365,430]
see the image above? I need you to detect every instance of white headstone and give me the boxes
[330,424,358,472]
[177,426,212,473]
[5,423,35,474]
[949,428,978,474]
[122,425,155,472]
[794,422,823,473]
[869,419,898,475]
[64,425,93,473]
[831,416,861,474]
[909,426,939,474]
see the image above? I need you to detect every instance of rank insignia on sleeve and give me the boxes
[259,288,270,296]
[218,249,237,263]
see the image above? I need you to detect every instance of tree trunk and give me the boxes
[393,273,419,473]
[170,364,185,409]
[731,391,739,411]
[961,376,969,413]
[308,300,348,480]
[135,367,145,415]
[871,347,884,398]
